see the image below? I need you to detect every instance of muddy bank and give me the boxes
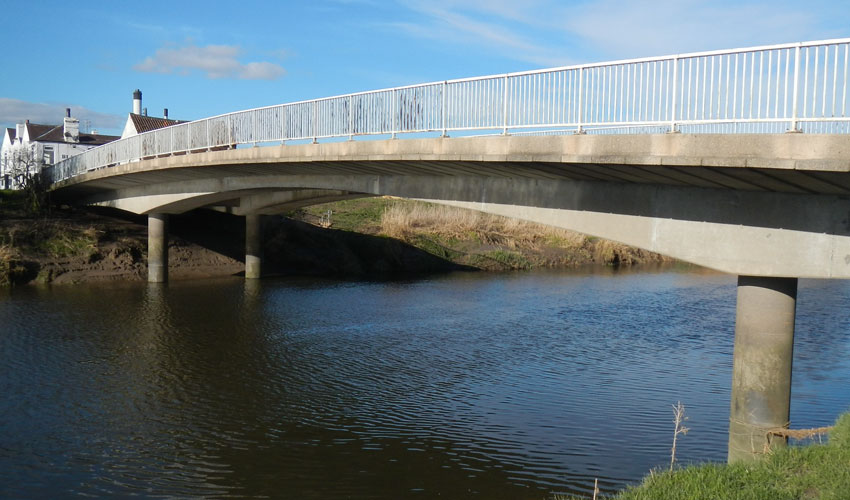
[0,207,468,286]
[1,194,673,286]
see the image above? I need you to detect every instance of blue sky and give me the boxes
[1,0,846,136]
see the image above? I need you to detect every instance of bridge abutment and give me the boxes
[728,276,797,463]
[147,213,169,283]
[245,214,263,279]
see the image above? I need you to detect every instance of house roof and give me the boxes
[24,122,119,146]
[129,113,187,134]
[4,128,14,142]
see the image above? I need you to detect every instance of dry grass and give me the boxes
[380,201,670,268]
[381,202,586,250]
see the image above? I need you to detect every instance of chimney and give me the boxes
[15,123,24,142]
[133,89,142,115]
[143,107,147,117]
[63,110,80,143]
[163,108,168,120]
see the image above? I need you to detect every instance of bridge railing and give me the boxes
[50,38,850,183]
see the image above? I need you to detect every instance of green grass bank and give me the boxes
[557,412,850,500]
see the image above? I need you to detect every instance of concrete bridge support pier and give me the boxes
[148,213,169,283]
[728,276,798,463]
[245,214,263,279]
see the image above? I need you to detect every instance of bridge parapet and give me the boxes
[50,39,850,184]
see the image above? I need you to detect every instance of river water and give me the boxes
[1,268,849,498]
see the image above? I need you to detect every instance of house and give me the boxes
[120,89,185,139]
[1,109,119,189]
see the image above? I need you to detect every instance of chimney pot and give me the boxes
[164,108,169,120]
[65,108,71,118]
[133,89,142,115]
[143,107,147,116]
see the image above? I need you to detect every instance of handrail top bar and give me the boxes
[180,37,850,126]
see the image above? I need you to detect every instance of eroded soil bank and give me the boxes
[1,194,672,286]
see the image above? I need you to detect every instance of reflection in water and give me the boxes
[1,270,849,498]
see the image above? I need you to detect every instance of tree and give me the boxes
[0,146,50,213]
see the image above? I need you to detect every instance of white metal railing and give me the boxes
[50,38,850,183]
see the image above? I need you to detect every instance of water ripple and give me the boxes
[1,272,849,498]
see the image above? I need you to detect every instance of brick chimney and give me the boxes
[63,108,80,143]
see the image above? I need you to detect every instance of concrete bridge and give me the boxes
[48,39,850,464]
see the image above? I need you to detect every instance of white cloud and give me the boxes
[394,0,575,67]
[134,43,286,80]
[0,98,124,132]
[562,0,823,59]
[393,0,838,68]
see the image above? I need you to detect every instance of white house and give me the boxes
[1,109,119,189]
[120,89,185,140]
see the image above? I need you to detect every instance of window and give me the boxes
[43,146,54,165]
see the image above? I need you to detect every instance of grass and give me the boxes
[296,197,394,233]
[1,221,100,258]
[556,412,850,500]
[0,197,103,285]
[379,200,585,247]
[291,198,672,270]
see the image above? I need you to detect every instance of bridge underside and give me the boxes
[52,134,850,279]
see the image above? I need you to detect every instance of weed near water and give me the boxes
[555,412,850,500]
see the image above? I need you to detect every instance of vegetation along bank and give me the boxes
[557,411,850,500]
[1,191,672,286]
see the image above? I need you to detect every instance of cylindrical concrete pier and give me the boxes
[245,214,263,279]
[728,276,797,463]
[148,213,168,283]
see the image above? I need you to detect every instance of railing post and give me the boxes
[348,96,354,141]
[228,115,233,149]
[576,68,585,134]
[392,89,398,139]
[790,43,802,132]
[670,56,679,133]
[282,105,288,144]
[502,74,509,135]
[312,101,318,144]
[441,81,447,137]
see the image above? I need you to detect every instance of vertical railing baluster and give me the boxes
[670,56,679,132]
[833,44,840,117]
[312,100,318,143]
[502,74,509,135]
[576,67,584,133]
[441,81,447,137]
[841,43,850,118]
[391,89,397,139]
[791,44,802,131]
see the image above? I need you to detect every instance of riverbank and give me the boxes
[294,197,671,270]
[1,191,672,286]
[559,412,850,500]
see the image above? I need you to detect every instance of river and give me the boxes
[1,268,849,498]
